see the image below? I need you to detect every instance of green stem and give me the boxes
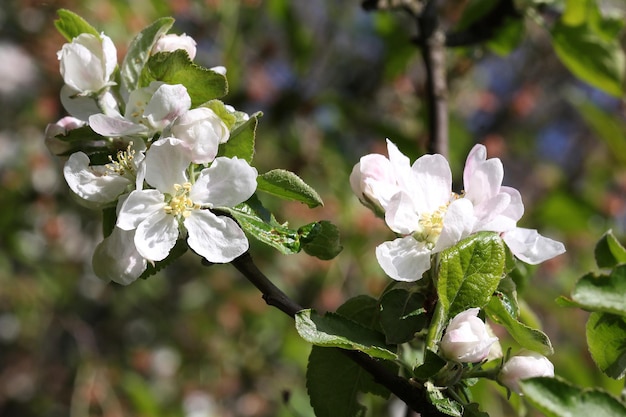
[426,299,447,352]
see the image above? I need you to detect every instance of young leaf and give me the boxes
[595,230,626,269]
[425,381,463,417]
[520,376,626,417]
[257,169,323,208]
[551,21,625,97]
[218,112,261,163]
[146,50,228,105]
[571,266,626,316]
[298,221,342,260]
[586,312,626,379]
[306,346,392,417]
[379,288,427,344]
[437,232,506,318]
[120,17,174,98]
[486,293,554,355]
[55,9,100,41]
[295,309,397,360]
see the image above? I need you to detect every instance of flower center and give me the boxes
[107,143,136,176]
[164,183,199,218]
[415,204,448,247]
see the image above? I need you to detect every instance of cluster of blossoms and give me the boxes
[46,30,257,285]
[350,140,566,282]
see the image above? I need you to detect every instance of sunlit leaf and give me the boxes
[55,9,99,41]
[298,221,342,260]
[571,266,626,316]
[257,169,323,208]
[594,230,626,269]
[218,112,261,163]
[586,312,626,379]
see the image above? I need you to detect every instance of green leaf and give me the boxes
[586,312,626,379]
[437,232,506,318]
[295,309,397,360]
[571,266,626,316]
[520,376,626,417]
[336,295,381,329]
[486,293,554,355]
[298,221,343,260]
[306,346,392,417]
[204,99,244,129]
[379,288,427,344]
[425,381,463,417]
[224,200,300,255]
[257,169,323,208]
[551,20,625,97]
[55,9,100,41]
[595,230,626,269]
[102,207,116,238]
[487,17,524,56]
[414,349,447,380]
[145,50,228,105]
[120,17,174,98]
[139,239,188,280]
[218,112,261,163]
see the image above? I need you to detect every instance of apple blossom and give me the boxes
[352,140,476,281]
[116,137,257,263]
[44,116,86,155]
[152,33,197,60]
[57,33,117,94]
[499,351,555,394]
[440,308,499,363]
[163,107,230,164]
[92,226,148,285]
[89,82,191,138]
[462,144,565,264]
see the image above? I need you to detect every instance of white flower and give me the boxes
[89,82,191,138]
[163,107,229,164]
[152,33,197,60]
[499,351,555,394]
[63,142,146,206]
[440,308,499,363]
[462,144,565,264]
[57,33,117,94]
[116,137,257,263]
[359,141,475,282]
[92,226,147,285]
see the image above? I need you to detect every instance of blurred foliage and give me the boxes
[0,0,625,416]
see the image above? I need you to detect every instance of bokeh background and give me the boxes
[1,0,625,416]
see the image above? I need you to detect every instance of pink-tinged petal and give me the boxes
[144,137,190,193]
[134,210,179,261]
[117,189,165,230]
[435,198,476,251]
[89,113,148,137]
[144,84,191,129]
[384,191,420,235]
[473,192,511,230]
[386,139,411,173]
[375,237,432,282]
[92,227,147,285]
[185,210,248,263]
[464,158,504,204]
[499,186,524,222]
[168,107,228,164]
[502,228,566,264]
[411,154,453,213]
[350,153,397,209]
[191,157,257,207]
[64,152,130,204]
[463,144,487,187]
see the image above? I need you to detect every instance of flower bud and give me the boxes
[57,33,117,94]
[499,351,554,394]
[152,33,197,60]
[44,116,87,155]
[166,107,229,164]
[350,153,397,215]
[440,308,498,363]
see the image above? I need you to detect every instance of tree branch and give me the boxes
[229,251,447,417]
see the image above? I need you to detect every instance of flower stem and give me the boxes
[426,299,447,352]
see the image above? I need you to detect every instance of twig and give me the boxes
[230,252,447,417]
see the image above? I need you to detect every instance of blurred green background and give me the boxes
[1,0,625,416]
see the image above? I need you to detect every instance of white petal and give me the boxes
[144,83,191,129]
[465,158,504,204]
[169,107,228,164]
[185,210,249,263]
[100,33,118,81]
[92,227,147,285]
[350,153,397,210]
[375,236,432,282]
[411,154,453,213]
[502,228,566,265]
[191,157,257,207]
[500,186,524,222]
[89,113,148,137]
[60,85,101,120]
[144,137,190,193]
[384,191,420,235]
[135,210,179,261]
[463,144,487,188]
[435,198,476,251]
[117,189,165,230]
[64,152,130,204]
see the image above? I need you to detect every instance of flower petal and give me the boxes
[89,113,148,137]
[64,152,130,204]
[191,157,257,207]
[144,83,191,129]
[134,210,179,261]
[92,227,147,285]
[411,154,453,213]
[144,137,190,193]
[502,227,566,264]
[375,236,432,282]
[117,189,165,230]
[435,198,476,252]
[464,157,504,204]
[185,210,248,263]
[384,191,420,235]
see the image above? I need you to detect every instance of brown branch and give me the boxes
[229,252,447,417]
